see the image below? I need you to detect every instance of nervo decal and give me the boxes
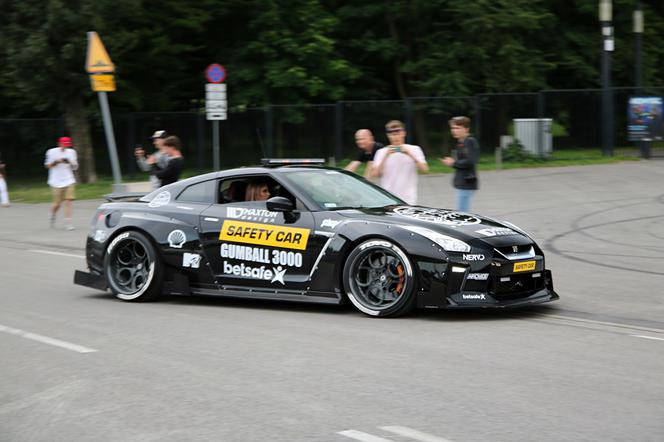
[219,220,310,250]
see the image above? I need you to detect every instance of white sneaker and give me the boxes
[66,224,75,231]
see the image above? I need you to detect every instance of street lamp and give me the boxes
[599,0,614,156]
[633,1,643,92]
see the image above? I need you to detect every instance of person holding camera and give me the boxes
[135,130,171,189]
[45,136,78,230]
[372,120,428,205]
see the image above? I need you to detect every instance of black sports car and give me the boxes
[74,159,558,317]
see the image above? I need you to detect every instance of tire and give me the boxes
[104,230,163,302]
[342,239,417,317]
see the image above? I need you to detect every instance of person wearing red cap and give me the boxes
[44,137,78,230]
[0,157,9,207]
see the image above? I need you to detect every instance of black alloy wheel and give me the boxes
[343,239,416,317]
[104,230,163,301]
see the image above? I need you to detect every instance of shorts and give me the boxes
[51,185,75,203]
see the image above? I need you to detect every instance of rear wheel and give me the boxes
[343,239,416,317]
[104,231,163,301]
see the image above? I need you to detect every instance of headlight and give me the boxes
[402,225,471,252]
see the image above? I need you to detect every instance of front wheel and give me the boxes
[104,230,163,301]
[342,239,417,317]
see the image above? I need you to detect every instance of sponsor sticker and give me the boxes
[227,207,278,223]
[462,293,486,300]
[320,218,341,229]
[167,230,186,248]
[222,261,286,284]
[513,260,536,272]
[220,243,303,267]
[182,253,201,269]
[219,220,310,250]
[463,253,485,261]
[393,207,481,226]
[476,227,517,237]
[467,273,489,281]
[93,229,107,243]
[148,191,171,208]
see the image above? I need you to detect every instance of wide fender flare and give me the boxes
[334,220,450,263]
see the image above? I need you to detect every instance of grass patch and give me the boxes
[5,149,641,203]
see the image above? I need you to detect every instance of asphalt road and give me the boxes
[1,161,663,442]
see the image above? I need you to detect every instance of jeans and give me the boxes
[456,188,475,212]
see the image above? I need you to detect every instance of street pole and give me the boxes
[98,91,123,190]
[600,0,614,157]
[212,120,220,171]
[634,1,643,92]
[633,2,649,158]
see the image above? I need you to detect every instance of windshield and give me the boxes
[283,170,402,209]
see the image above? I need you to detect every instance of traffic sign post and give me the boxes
[205,64,227,171]
[86,31,123,192]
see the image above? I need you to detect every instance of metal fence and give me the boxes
[2,87,663,178]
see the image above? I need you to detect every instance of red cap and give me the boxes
[58,137,72,147]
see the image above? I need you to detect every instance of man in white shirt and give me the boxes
[45,137,78,230]
[372,120,428,205]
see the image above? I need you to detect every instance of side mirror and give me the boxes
[266,196,294,212]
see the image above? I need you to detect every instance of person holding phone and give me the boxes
[45,136,78,230]
[371,120,428,204]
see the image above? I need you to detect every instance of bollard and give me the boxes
[495,147,502,170]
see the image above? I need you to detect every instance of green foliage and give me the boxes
[502,140,544,162]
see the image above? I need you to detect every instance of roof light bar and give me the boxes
[260,158,326,167]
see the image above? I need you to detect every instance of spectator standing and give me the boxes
[45,137,78,230]
[135,130,170,189]
[151,136,184,187]
[441,116,479,212]
[372,120,428,205]
[344,129,384,178]
[0,157,9,207]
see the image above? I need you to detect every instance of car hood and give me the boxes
[334,205,532,247]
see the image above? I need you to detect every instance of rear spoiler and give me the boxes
[104,192,148,202]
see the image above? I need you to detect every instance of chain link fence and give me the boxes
[2,87,663,178]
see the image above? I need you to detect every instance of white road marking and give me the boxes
[380,426,456,442]
[27,249,85,259]
[337,430,392,442]
[537,314,664,335]
[630,335,664,342]
[0,324,97,353]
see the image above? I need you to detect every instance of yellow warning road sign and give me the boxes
[85,31,115,73]
[90,74,116,92]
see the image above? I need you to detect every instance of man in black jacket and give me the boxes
[150,136,184,187]
[441,116,479,212]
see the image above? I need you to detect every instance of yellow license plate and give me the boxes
[513,260,536,272]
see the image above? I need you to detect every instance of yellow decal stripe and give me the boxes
[219,220,310,250]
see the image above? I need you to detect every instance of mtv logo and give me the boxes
[182,253,201,269]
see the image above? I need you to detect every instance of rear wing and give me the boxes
[104,192,148,202]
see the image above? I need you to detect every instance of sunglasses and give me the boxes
[386,128,403,134]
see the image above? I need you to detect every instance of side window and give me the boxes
[217,175,298,206]
[176,180,215,203]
